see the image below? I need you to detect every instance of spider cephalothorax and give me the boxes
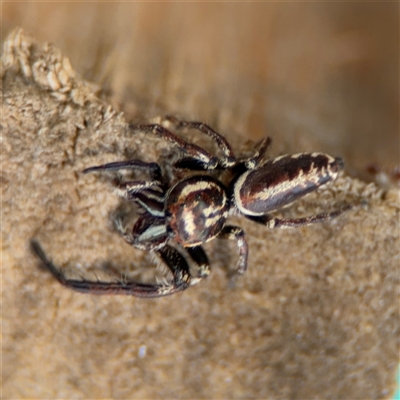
[32,117,349,297]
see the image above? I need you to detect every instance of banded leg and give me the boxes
[248,205,352,229]
[186,246,211,286]
[132,191,165,217]
[116,180,162,194]
[245,137,272,169]
[116,181,162,198]
[155,245,192,293]
[129,123,218,169]
[83,160,162,181]
[218,225,249,274]
[31,240,191,298]
[113,181,165,218]
[161,116,237,168]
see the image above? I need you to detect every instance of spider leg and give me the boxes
[111,179,166,218]
[247,205,352,229]
[129,123,218,169]
[244,137,272,169]
[128,215,168,249]
[116,181,162,198]
[186,246,211,286]
[156,244,192,290]
[31,240,191,298]
[218,225,249,274]
[131,192,165,217]
[161,116,237,168]
[83,160,162,181]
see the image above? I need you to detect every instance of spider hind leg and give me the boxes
[31,240,192,298]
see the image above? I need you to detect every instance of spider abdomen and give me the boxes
[166,176,229,246]
[233,153,344,216]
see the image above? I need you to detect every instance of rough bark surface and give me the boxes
[2,28,399,399]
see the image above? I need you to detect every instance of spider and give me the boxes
[32,117,349,298]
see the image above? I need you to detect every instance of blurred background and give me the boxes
[3,3,399,399]
[3,2,398,173]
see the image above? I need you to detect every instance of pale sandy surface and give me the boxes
[2,5,399,399]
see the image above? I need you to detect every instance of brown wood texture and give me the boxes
[2,4,399,399]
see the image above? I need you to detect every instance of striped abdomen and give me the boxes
[233,153,343,216]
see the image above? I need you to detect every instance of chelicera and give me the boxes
[32,117,349,297]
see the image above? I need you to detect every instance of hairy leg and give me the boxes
[31,241,191,298]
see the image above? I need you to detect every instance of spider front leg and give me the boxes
[84,159,167,217]
[101,179,165,220]
[83,160,162,181]
[116,180,162,194]
[31,241,191,298]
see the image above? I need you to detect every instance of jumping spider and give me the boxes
[32,117,349,297]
